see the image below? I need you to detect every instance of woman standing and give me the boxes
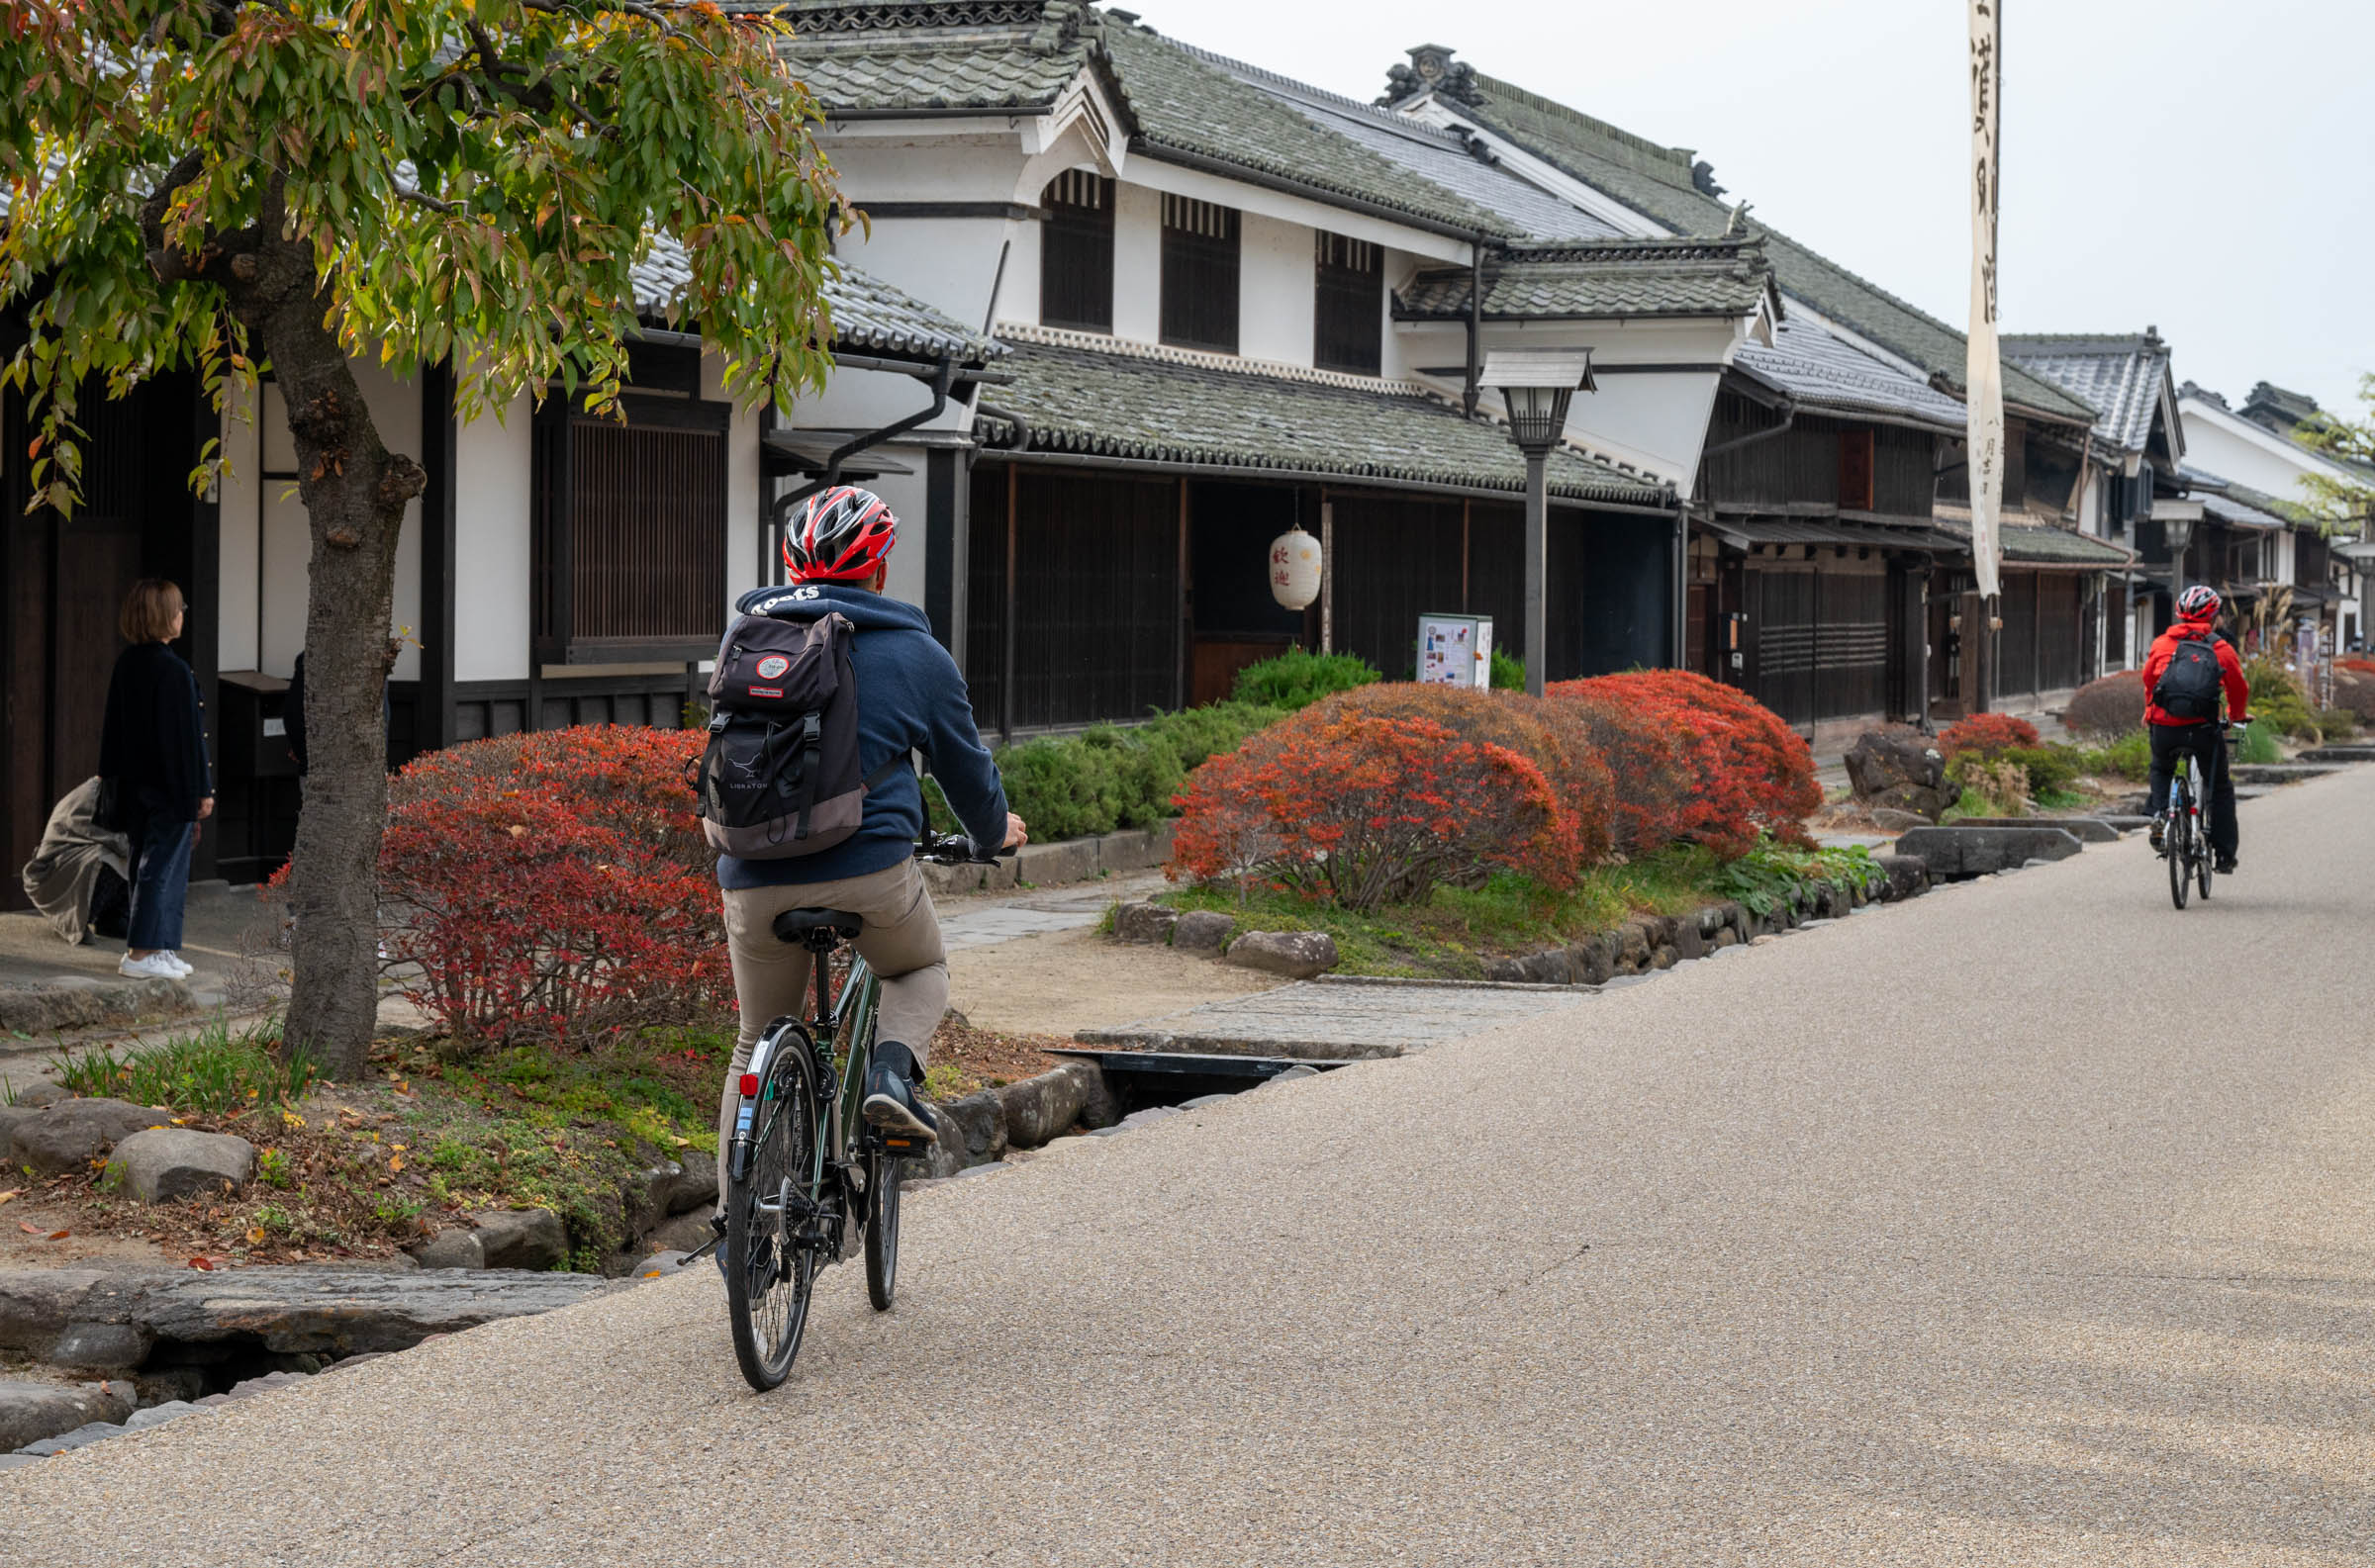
[98,579,213,980]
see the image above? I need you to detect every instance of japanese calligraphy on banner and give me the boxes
[1966,0,2004,600]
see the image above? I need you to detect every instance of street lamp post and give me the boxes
[2157,502,2199,628]
[1479,349,1595,696]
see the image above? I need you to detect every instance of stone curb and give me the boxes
[919,821,1178,896]
[0,976,195,1038]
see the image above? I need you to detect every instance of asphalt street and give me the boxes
[6,768,2372,1565]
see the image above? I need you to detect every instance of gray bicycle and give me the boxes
[718,832,998,1391]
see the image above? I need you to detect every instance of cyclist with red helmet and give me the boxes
[2140,585,2250,872]
[713,486,1025,1153]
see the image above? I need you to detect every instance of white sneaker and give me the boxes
[160,953,196,977]
[118,952,184,980]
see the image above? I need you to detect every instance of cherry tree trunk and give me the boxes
[240,241,424,1079]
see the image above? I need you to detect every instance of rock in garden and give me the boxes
[996,1062,1099,1150]
[126,1266,622,1355]
[9,1082,69,1109]
[102,1128,256,1204]
[1892,825,2082,880]
[1870,806,1933,832]
[1871,853,1932,902]
[1170,910,1235,955]
[17,1419,127,1456]
[3,1097,172,1177]
[0,1380,130,1451]
[663,1149,718,1216]
[1223,930,1340,979]
[409,1229,486,1271]
[467,1210,567,1272]
[934,1090,1007,1165]
[1844,727,1954,821]
[44,1321,151,1372]
[1113,901,1180,945]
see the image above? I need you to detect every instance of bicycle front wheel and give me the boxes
[2197,830,2215,899]
[725,1042,823,1391]
[864,1148,902,1311]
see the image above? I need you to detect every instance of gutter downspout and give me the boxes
[1464,233,1484,418]
[767,356,958,583]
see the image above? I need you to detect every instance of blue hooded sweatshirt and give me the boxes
[714,583,1008,890]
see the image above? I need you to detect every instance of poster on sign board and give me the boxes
[1417,613,1493,689]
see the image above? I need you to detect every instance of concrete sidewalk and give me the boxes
[10,756,2369,1563]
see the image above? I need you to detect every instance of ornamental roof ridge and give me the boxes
[758,1,1052,34]
[1501,235,1758,265]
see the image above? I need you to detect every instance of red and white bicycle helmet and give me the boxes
[2177,585,2222,619]
[784,485,898,583]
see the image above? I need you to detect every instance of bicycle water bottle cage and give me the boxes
[772,907,864,951]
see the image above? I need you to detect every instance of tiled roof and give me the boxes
[2191,471,2304,531]
[1103,24,1516,235]
[1396,238,1776,322]
[773,2,1091,113]
[2001,331,2172,454]
[632,235,1001,361]
[1194,47,1625,240]
[974,332,1670,506]
[1418,66,2098,424]
[1731,319,1969,432]
[1932,510,2134,567]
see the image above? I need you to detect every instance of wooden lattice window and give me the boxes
[532,394,729,664]
[1040,170,1114,333]
[1160,194,1240,353]
[1313,232,1382,375]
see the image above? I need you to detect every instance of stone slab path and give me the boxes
[935,871,1163,953]
[11,773,2375,1564]
[1079,974,1606,1059]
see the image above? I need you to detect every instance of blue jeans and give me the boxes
[126,795,195,952]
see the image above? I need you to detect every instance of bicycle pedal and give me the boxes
[872,1133,932,1158]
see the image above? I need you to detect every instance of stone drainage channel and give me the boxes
[4,791,2321,1470]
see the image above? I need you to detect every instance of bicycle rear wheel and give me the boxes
[725,1042,823,1391]
[864,1148,902,1311]
[2166,790,2190,910]
[2197,823,2215,899]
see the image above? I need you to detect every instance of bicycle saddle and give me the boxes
[772,907,864,948]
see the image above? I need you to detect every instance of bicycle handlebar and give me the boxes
[914,831,1012,866]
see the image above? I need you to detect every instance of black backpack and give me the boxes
[2152,632,2225,721]
[695,610,901,859]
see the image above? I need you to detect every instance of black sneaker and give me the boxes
[2215,854,2237,875]
[862,1041,940,1144]
[2147,822,2165,853]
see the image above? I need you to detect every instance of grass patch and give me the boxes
[2233,722,2284,765]
[54,1015,316,1115]
[1159,843,1876,976]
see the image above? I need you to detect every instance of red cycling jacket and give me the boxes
[2139,613,2251,727]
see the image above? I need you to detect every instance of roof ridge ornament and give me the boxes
[1380,43,1483,107]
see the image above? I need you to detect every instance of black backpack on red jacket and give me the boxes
[2152,631,2225,721]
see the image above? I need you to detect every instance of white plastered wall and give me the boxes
[452,394,532,683]
[1239,213,1313,367]
[1111,181,1163,345]
[219,356,422,680]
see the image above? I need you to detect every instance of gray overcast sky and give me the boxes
[1127,0,2373,420]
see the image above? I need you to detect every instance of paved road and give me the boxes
[9,771,2375,1565]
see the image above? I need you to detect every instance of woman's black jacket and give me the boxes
[98,642,213,822]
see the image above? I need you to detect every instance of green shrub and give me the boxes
[2083,730,2151,781]
[55,1017,314,1116]
[2000,744,2081,795]
[2232,722,2283,765]
[990,702,1284,841]
[1229,648,1378,711]
[2316,707,2359,741]
[1489,649,1525,691]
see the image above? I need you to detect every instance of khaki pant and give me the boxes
[715,860,947,1186]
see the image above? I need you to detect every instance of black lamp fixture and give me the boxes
[1478,347,1596,694]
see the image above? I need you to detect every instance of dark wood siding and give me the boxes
[1160,195,1240,354]
[1040,171,1114,334]
[1997,571,2038,698]
[967,465,1183,732]
[1328,496,1465,679]
[533,395,728,663]
[1313,232,1382,376]
[1748,566,1888,725]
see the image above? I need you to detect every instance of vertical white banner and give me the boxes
[1966,0,2004,600]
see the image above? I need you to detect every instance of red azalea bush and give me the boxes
[1544,692,1698,859]
[379,727,728,1049]
[1169,712,1579,910]
[2061,672,2144,741]
[1300,684,1614,866]
[1939,712,2042,760]
[1549,670,1820,858]
[2329,667,2375,725]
